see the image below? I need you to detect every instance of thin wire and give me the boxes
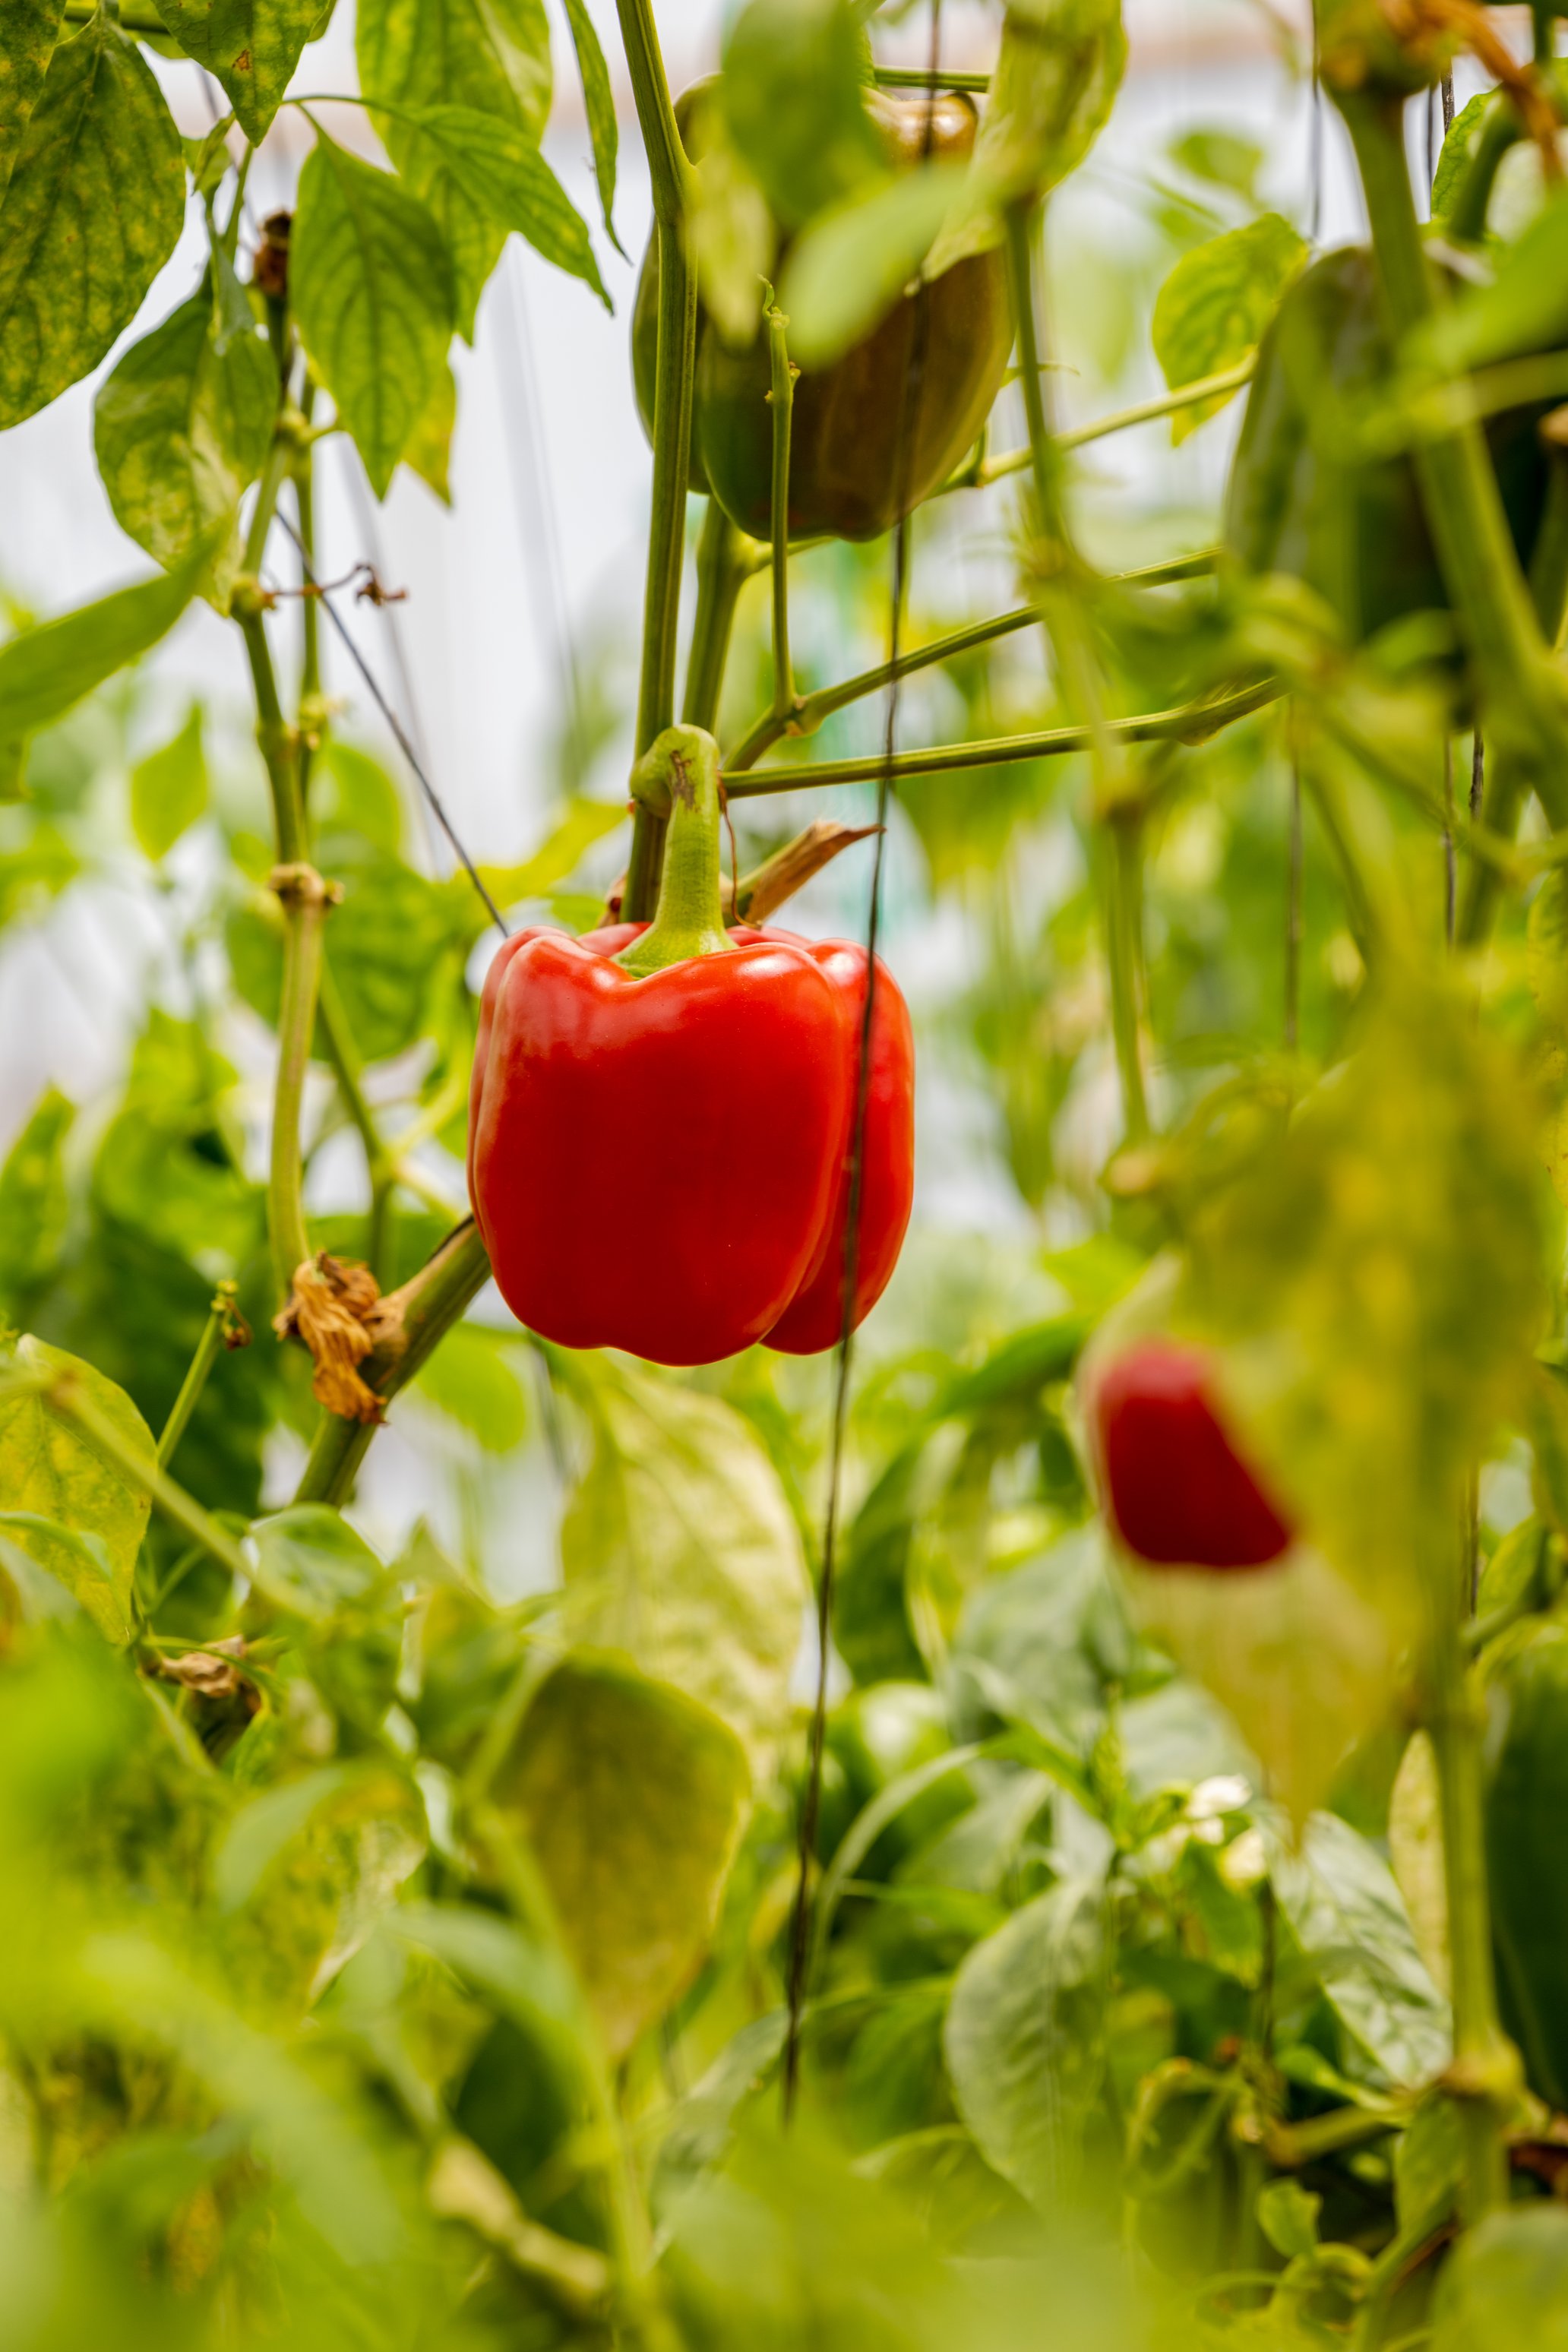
[781,0,941,2121]
[339,447,442,870]
[273,511,510,937]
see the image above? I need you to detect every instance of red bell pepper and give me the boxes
[1090,1337,1292,1570]
[467,727,914,1367]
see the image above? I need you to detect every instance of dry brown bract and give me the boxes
[273,1251,405,1424]
[152,1636,250,1699]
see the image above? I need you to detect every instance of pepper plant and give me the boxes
[7,0,1568,2341]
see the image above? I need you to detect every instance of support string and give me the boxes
[273,511,509,937]
[781,0,942,2120]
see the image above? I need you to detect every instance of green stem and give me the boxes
[292,1220,492,1505]
[46,1373,249,1585]
[268,871,330,1301]
[1105,813,1151,1144]
[963,356,1257,490]
[616,0,695,924]
[681,501,754,732]
[242,430,293,582]
[724,676,1282,796]
[156,1285,239,1470]
[1424,1535,1518,2222]
[767,300,797,722]
[1528,447,1568,650]
[617,727,731,974]
[237,605,305,865]
[295,379,322,814]
[726,554,1219,774]
[1440,93,1519,243]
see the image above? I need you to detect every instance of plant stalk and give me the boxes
[156,1285,241,1470]
[964,356,1257,490]
[268,869,332,1302]
[616,0,695,922]
[1341,90,1568,953]
[767,300,798,726]
[1105,812,1151,1143]
[681,501,754,733]
[1424,1532,1518,2222]
[725,676,1282,795]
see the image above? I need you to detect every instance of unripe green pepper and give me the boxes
[631,87,1011,542]
[1223,245,1553,650]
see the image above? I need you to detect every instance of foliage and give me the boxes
[2,2,1568,2349]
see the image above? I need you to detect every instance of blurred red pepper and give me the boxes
[467,729,913,1367]
[1090,1338,1292,1571]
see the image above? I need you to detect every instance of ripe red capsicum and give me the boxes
[1090,1337,1293,1570]
[467,726,913,1367]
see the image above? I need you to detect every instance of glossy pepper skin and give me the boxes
[631,89,1010,542]
[1225,245,1551,650]
[1091,1338,1293,1571]
[466,731,915,1366]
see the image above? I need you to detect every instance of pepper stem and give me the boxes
[616,726,735,974]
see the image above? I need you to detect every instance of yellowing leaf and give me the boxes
[493,1655,750,2056]
[561,1362,808,1775]
[0,1336,154,1641]
[0,17,184,430]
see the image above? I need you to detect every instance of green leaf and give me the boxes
[1388,1728,1449,2000]
[0,542,207,742]
[782,162,969,371]
[93,270,278,606]
[183,113,236,201]
[1152,213,1306,442]
[152,0,324,144]
[312,739,404,851]
[413,1323,529,1452]
[0,16,185,431]
[356,0,552,340]
[403,349,455,504]
[0,1336,154,1641]
[1430,87,1490,223]
[561,0,620,254]
[720,0,882,232]
[0,1084,73,1310]
[492,1655,751,2056]
[229,834,457,1062]
[1395,2092,1465,2242]
[130,703,208,861]
[0,816,79,921]
[290,134,454,498]
[1264,1809,1451,2088]
[0,1513,123,1639]
[0,0,65,208]
[467,796,625,922]
[928,0,1125,272]
[247,1503,385,1624]
[1168,125,1263,203]
[1255,2178,1321,2260]
[943,1876,1108,2211]
[1433,2206,1568,2350]
[559,1361,807,1775]
[375,103,610,315]
[1422,185,1568,375]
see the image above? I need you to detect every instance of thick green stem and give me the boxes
[156,1285,242,1470]
[1425,1535,1519,2222]
[295,381,323,814]
[681,502,754,733]
[617,0,695,924]
[623,221,698,921]
[1105,813,1151,1144]
[726,675,1282,796]
[237,605,305,865]
[293,1220,492,1505]
[269,871,331,1303]
[1528,446,1568,650]
[767,301,797,724]
[617,727,732,974]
